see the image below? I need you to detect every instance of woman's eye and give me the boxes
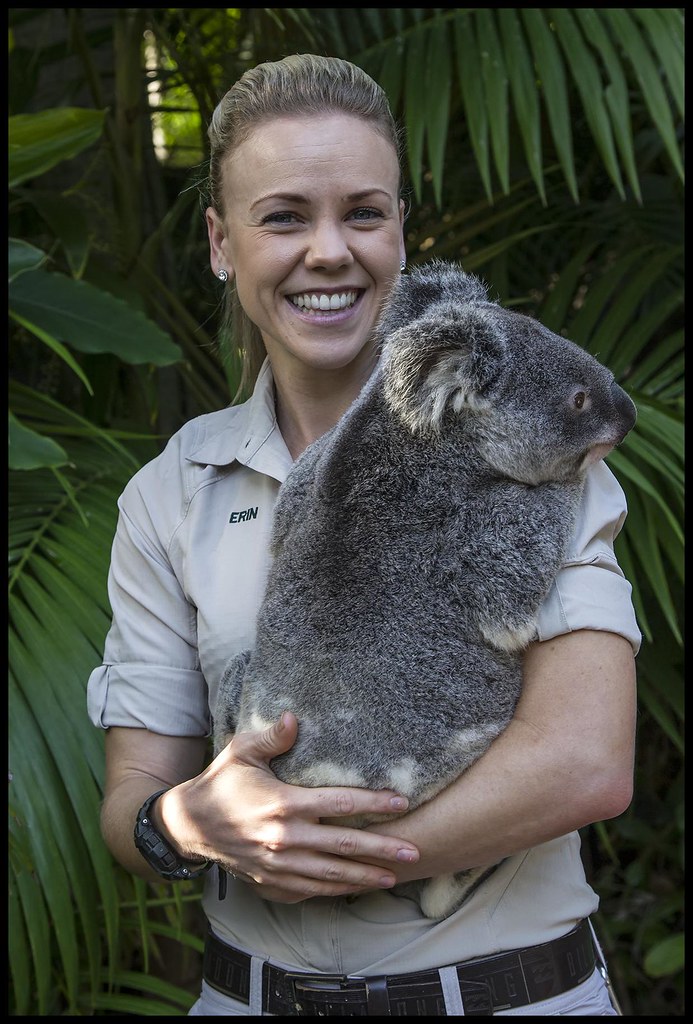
[262,212,300,225]
[349,207,383,221]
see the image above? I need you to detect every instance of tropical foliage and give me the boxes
[8,8,684,1016]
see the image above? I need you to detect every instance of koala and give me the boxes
[213,259,637,920]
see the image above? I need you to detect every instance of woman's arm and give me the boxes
[101,715,420,898]
[367,628,637,881]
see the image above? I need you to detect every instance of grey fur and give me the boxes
[213,260,637,920]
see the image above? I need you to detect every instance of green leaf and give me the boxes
[602,9,684,182]
[8,441,143,1010]
[633,9,684,121]
[9,381,143,474]
[462,225,552,271]
[9,413,69,470]
[520,10,578,202]
[9,686,80,1010]
[23,190,92,279]
[9,269,181,365]
[378,38,405,117]
[404,29,428,201]
[643,933,684,978]
[9,107,107,188]
[498,9,545,205]
[633,402,684,464]
[536,243,598,331]
[10,309,94,394]
[11,863,53,1014]
[96,968,197,1009]
[574,9,642,204]
[568,248,647,351]
[610,290,683,382]
[454,12,493,203]
[9,237,47,281]
[8,879,32,1015]
[588,249,680,367]
[425,20,452,209]
[610,444,683,546]
[628,330,683,395]
[549,8,625,200]
[637,677,683,754]
[477,10,510,195]
[613,471,682,645]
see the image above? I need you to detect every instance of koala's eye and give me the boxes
[573,390,587,410]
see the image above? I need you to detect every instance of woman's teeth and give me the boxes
[290,291,358,312]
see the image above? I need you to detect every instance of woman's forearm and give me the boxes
[100,729,209,880]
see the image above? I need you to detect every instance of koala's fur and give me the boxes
[213,260,637,920]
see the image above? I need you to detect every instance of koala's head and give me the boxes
[378,260,637,484]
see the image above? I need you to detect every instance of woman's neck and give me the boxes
[272,352,378,460]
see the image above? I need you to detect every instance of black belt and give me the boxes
[203,918,597,1016]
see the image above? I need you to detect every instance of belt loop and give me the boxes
[366,975,391,1015]
[249,955,267,1016]
[439,965,465,1015]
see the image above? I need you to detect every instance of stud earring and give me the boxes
[400,260,406,272]
[217,268,228,283]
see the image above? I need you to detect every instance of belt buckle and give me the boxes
[283,970,356,1014]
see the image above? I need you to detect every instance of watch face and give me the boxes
[135,792,210,880]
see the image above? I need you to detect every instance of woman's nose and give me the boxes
[304,221,353,270]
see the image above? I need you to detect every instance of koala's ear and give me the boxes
[382,304,506,434]
[377,259,489,341]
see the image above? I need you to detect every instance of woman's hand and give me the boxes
[156,711,420,902]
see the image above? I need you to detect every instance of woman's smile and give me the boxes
[286,288,363,319]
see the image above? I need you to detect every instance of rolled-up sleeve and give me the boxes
[87,450,210,736]
[535,460,641,654]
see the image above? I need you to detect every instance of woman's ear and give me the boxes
[205,207,234,281]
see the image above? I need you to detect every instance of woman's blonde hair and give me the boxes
[206,54,403,400]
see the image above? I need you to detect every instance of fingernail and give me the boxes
[389,796,408,810]
[278,712,288,730]
[379,875,396,888]
[397,848,419,863]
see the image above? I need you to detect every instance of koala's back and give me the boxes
[229,379,527,808]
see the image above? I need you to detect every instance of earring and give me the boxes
[217,268,228,283]
[400,260,406,272]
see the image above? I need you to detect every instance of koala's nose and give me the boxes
[611,380,637,436]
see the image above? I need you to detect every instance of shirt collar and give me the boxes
[185,359,293,483]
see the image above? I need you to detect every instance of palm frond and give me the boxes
[318,8,684,207]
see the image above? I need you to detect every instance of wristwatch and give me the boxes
[134,789,211,880]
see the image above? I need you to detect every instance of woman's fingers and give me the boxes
[263,816,420,866]
[230,711,299,767]
[310,785,410,819]
[233,845,405,900]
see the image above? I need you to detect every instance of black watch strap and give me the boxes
[134,789,211,880]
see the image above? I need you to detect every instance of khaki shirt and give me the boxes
[87,359,641,973]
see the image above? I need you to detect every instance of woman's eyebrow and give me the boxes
[250,187,392,212]
[250,192,307,211]
[344,188,393,201]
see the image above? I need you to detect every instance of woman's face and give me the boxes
[206,113,406,377]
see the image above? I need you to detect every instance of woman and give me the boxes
[87,54,640,1016]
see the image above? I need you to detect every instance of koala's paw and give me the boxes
[479,617,537,653]
[419,864,502,920]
